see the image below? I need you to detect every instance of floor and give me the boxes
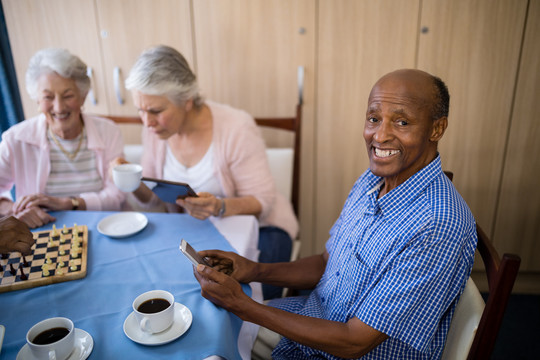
[488,293,540,359]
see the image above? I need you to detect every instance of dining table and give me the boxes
[0,210,262,360]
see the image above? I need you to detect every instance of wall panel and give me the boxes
[494,0,540,271]
[417,0,528,232]
[316,0,419,252]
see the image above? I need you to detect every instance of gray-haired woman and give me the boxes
[0,48,125,228]
[114,45,298,299]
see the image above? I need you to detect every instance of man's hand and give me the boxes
[0,216,35,254]
[193,258,388,359]
[199,249,258,283]
[193,263,252,313]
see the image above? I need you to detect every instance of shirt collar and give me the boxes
[15,113,105,150]
[367,154,443,219]
[12,113,47,146]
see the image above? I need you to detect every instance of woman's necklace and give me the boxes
[48,125,84,161]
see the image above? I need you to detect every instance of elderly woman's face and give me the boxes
[131,90,188,139]
[37,72,85,134]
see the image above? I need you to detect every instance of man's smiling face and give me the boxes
[363,69,446,192]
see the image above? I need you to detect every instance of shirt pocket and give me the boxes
[355,229,397,270]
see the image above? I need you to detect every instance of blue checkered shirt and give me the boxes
[271,155,477,359]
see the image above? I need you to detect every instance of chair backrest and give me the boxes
[104,115,145,164]
[467,225,521,359]
[442,277,485,360]
[441,170,521,359]
[253,66,303,217]
[254,103,302,217]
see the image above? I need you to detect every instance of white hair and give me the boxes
[125,45,203,108]
[25,48,90,100]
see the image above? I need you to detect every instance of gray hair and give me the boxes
[125,45,203,108]
[25,48,90,100]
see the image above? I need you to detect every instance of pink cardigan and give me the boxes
[0,114,126,210]
[140,101,299,239]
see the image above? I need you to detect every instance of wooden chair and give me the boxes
[256,66,304,264]
[441,171,521,359]
[254,103,302,220]
[253,100,302,266]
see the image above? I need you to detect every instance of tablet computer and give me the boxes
[141,177,198,203]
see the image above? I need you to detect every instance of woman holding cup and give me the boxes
[0,48,125,228]
[114,45,298,299]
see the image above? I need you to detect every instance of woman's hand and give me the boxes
[176,192,221,220]
[199,249,258,283]
[13,206,55,229]
[109,156,129,178]
[13,194,72,213]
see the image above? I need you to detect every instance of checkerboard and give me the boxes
[0,224,88,293]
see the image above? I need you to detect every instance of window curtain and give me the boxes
[0,3,24,136]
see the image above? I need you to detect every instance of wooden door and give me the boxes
[494,0,540,272]
[417,0,528,232]
[94,0,193,116]
[315,0,420,252]
[2,0,108,117]
[193,0,316,252]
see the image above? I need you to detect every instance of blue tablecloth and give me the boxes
[0,211,250,359]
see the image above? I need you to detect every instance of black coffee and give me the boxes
[137,298,170,314]
[32,327,69,345]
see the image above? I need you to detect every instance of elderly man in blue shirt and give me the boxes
[194,69,478,359]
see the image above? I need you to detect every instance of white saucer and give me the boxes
[123,302,192,346]
[97,212,148,238]
[17,328,93,360]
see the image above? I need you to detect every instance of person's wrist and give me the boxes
[214,197,226,217]
[0,198,14,217]
[69,196,80,210]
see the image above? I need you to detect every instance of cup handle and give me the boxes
[48,349,57,360]
[140,317,152,333]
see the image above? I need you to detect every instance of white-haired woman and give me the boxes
[0,48,125,228]
[116,45,298,299]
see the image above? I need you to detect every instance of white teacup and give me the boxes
[26,317,75,360]
[113,164,143,192]
[133,290,175,334]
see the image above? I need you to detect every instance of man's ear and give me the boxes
[430,117,447,142]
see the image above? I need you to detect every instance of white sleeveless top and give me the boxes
[162,143,224,197]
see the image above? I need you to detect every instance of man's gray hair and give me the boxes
[125,45,203,108]
[25,48,90,100]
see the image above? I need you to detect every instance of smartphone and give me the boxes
[180,239,210,267]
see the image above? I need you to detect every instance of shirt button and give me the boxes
[336,271,340,276]
[321,297,325,303]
